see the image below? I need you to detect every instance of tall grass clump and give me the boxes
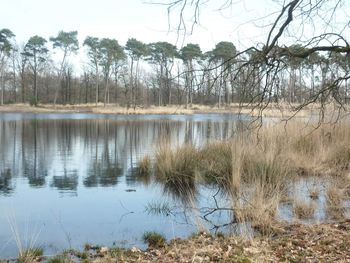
[138,155,152,176]
[241,131,294,193]
[326,181,346,220]
[18,247,43,263]
[293,199,316,219]
[136,155,152,185]
[142,231,166,248]
[234,182,282,235]
[291,122,350,175]
[155,142,199,203]
[241,152,291,192]
[151,121,350,234]
[199,142,234,190]
[328,145,350,171]
[8,214,43,263]
[227,130,295,234]
[293,136,317,156]
[155,143,199,180]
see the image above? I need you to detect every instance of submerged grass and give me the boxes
[155,143,199,203]
[137,155,152,177]
[234,184,282,235]
[136,155,152,185]
[150,120,350,234]
[293,200,316,219]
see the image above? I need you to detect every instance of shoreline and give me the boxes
[3,220,349,262]
[0,103,316,118]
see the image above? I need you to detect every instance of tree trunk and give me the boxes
[21,73,25,103]
[0,68,4,106]
[103,74,109,107]
[311,64,315,98]
[95,66,99,106]
[130,58,134,108]
[114,69,118,104]
[34,69,38,103]
[12,56,17,103]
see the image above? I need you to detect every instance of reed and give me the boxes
[155,143,199,181]
[293,200,316,219]
[326,181,346,220]
[151,120,350,234]
[18,247,43,263]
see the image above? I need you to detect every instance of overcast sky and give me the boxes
[1,0,278,50]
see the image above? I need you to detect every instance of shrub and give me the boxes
[142,231,166,248]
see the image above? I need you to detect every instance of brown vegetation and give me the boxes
[293,200,316,219]
[35,220,350,263]
[0,102,323,117]
[143,120,350,232]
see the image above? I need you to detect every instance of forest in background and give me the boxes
[0,29,349,109]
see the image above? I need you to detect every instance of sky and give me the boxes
[1,0,349,72]
[1,0,275,50]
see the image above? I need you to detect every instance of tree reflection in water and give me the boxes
[0,114,240,196]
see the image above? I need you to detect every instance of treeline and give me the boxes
[0,29,349,108]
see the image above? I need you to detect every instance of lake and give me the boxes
[0,112,248,258]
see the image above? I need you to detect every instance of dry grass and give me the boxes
[264,121,350,177]
[154,135,291,234]
[326,181,346,220]
[137,155,152,177]
[135,155,152,185]
[18,247,43,263]
[0,103,229,115]
[2,101,349,120]
[29,221,350,263]
[151,120,350,233]
[155,143,199,180]
[154,143,200,203]
[92,105,197,115]
[309,189,320,200]
[231,138,292,234]
[0,102,324,117]
[234,184,282,235]
[293,200,316,219]
[199,142,234,191]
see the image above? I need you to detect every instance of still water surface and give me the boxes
[0,112,246,258]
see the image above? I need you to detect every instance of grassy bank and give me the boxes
[149,121,350,233]
[0,102,321,117]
